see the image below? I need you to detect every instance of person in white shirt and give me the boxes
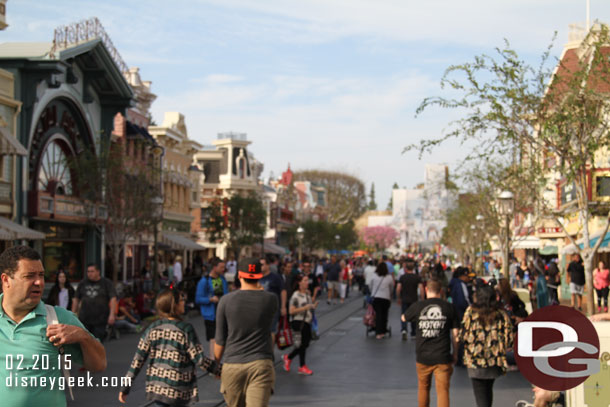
[226,258,237,276]
[363,259,377,295]
[173,256,183,284]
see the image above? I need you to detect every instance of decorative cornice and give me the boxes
[51,17,129,74]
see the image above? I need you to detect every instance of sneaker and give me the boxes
[282,354,291,372]
[598,306,602,313]
[401,330,407,341]
[298,365,313,375]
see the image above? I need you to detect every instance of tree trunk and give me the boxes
[234,246,240,263]
[112,243,122,286]
[583,251,595,315]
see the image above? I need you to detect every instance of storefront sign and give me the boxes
[538,227,562,235]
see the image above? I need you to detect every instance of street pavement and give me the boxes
[67,290,535,407]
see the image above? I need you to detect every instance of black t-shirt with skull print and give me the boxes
[75,277,117,326]
[403,298,459,365]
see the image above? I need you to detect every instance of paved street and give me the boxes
[67,290,534,407]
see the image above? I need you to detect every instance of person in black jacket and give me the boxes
[46,269,75,310]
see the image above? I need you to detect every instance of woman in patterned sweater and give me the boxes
[459,285,514,407]
[119,289,220,406]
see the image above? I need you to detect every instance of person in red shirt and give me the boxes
[593,260,610,313]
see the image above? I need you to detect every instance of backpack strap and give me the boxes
[45,304,74,401]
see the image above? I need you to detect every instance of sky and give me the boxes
[3,0,610,208]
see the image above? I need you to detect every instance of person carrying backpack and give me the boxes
[195,257,228,358]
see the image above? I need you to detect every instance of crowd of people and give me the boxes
[3,242,610,407]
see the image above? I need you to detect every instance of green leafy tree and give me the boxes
[299,219,358,252]
[205,192,267,260]
[368,183,377,210]
[293,170,367,224]
[386,182,399,211]
[410,26,610,314]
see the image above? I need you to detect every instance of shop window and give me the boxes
[596,176,610,199]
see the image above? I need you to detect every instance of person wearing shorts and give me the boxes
[567,254,585,311]
[215,259,278,407]
[196,257,228,357]
[324,256,341,305]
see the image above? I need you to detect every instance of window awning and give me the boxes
[511,236,540,250]
[561,243,579,255]
[161,232,205,251]
[0,128,27,156]
[0,217,45,240]
[253,242,289,255]
[538,245,558,255]
[578,231,610,253]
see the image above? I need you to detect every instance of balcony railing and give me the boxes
[0,180,11,203]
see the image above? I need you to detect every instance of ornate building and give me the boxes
[193,132,263,259]
[149,112,204,263]
[0,18,134,280]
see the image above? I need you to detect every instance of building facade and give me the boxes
[149,112,204,265]
[368,164,456,255]
[0,21,134,280]
[193,132,263,259]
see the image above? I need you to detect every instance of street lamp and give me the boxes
[334,234,340,251]
[470,224,477,270]
[296,226,304,261]
[460,235,467,264]
[151,144,164,290]
[497,190,514,279]
[474,214,484,272]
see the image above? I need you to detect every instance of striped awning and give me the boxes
[161,232,205,251]
[0,217,45,240]
[511,236,540,250]
[0,128,27,156]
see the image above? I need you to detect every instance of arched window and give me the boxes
[38,140,73,195]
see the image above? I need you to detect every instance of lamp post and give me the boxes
[151,144,164,291]
[497,191,514,279]
[296,226,304,261]
[474,214,484,273]
[460,235,467,264]
[334,234,340,252]
[470,224,477,271]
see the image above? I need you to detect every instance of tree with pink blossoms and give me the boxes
[360,226,399,253]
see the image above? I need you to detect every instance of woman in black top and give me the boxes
[46,269,75,310]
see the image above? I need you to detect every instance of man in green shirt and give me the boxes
[0,245,106,407]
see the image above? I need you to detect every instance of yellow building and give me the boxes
[149,112,204,264]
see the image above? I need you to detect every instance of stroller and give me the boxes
[363,301,392,338]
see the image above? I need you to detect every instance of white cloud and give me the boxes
[203,74,245,84]
[196,0,609,49]
[151,70,445,204]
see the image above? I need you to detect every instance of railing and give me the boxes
[0,180,11,203]
[51,17,129,74]
[217,132,247,141]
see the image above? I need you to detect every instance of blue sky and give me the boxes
[3,0,610,208]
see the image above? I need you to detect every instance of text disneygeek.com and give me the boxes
[5,372,131,391]
[4,354,131,390]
